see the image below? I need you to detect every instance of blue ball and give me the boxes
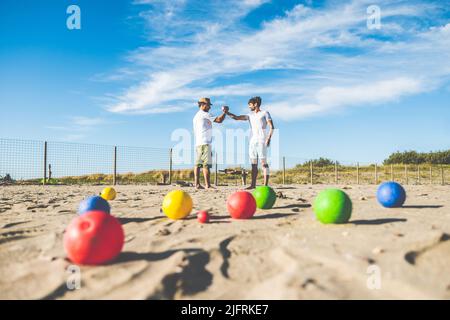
[377,182,406,208]
[78,195,111,215]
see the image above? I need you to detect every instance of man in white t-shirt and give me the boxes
[193,97,227,189]
[225,96,275,189]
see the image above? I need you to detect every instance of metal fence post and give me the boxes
[404,164,408,185]
[429,165,432,185]
[282,156,286,185]
[310,161,313,185]
[356,162,360,185]
[113,146,117,186]
[43,141,47,185]
[335,161,338,184]
[374,164,378,185]
[417,165,420,185]
[441,165,445,185]
[214,152,218,187]
[168,148,173,185]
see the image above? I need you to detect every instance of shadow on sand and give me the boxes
[116,248,213,299]
[118,216,165,225]
[350,218,407,225]
[252,213,298,220]
[273,203,311,209]
[402,205,443,209]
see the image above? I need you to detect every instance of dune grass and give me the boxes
[18,164,449,186]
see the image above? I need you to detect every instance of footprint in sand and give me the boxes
[57,209,73,214]
[276,221,293,227]
[0,227,47,244]
[157,228,171,236]
[2,221,31,228]
[0,206,12,213]
[26,204,49,210]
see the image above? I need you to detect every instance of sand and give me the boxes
[0,184,449,300]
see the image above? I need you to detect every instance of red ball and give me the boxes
[64,210,124,265]
[227,191,257,219]
[197,210,209,223]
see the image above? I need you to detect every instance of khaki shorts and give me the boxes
[196,144,212,168]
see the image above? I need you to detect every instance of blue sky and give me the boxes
[1,0,449,164]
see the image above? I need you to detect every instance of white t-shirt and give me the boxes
[246,110,272,143]
[193,110,216,146]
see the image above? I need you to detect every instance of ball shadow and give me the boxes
[402,205,443,209]
[273,203,311,209]
[350,218,407,225]
[252,213,298,220]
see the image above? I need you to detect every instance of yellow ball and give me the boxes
[100,187,116,201]
[162,190,193,220]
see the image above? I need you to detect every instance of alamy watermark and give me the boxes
[366,264,382,290]
[66,265,81,290]
[367,5,381,30]
[171,128,281,169]
[66,5,81,30]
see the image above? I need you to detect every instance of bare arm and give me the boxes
[218,105,248,121]
[227,112,248,121]
[214,112,227,123]
[266,119,275,146]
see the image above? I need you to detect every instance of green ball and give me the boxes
[252,186,277,209]
[313,189,352,224]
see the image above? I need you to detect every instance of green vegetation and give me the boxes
[15,163,449,186]
[383,150,450,165]
[296,157,336,167]
[290,150,450,167]
[270,163,449,185]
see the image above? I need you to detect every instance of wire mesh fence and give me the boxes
[0,138,44,181]
[0,138,448,186]
[116,145,172,185]
[46,141,115,185]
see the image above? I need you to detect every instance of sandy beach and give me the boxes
[0,184,449,300]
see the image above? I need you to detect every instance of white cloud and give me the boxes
[316,78,423,108]
[101,0,450,120]
[71,116,105,127]
[268,77,424,120]
[46,116,108,141]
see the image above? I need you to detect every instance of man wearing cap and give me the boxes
[193,97,227,189]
